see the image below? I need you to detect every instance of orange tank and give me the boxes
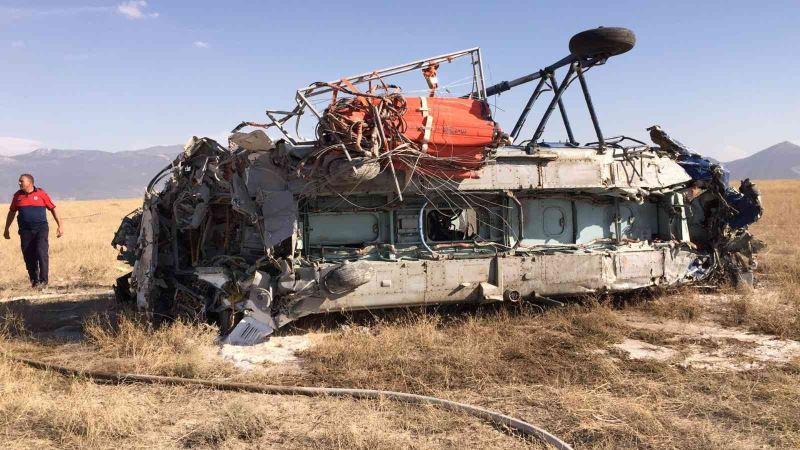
[331,96,498,179]
[400,97,497,178]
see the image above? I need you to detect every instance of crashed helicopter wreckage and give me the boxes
[112,27,763,344]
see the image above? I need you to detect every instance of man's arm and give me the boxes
[40,190,63,238]
[3,209,15,239]
[49,207,64,238]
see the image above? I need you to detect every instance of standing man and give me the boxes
[3,174,63,288]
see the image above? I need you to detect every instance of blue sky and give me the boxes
[1,0,798,161]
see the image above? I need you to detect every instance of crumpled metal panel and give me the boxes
[231,173,259,224]
[229,129,274,152]
[131,201,158,310]
[259,190,297,249]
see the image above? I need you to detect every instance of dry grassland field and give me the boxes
[2,181,800,449]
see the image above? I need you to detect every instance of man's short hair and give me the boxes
[19,173,34,184]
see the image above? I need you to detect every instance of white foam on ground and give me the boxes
[219,333,327,370]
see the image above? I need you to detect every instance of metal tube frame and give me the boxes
[259,49,612,153]
[484,54,577,97]
[527,64,576,154]
[265,48,485,144]
[485,54,611,152]
[576,63,604,150]
[510,75,547,141]
[297,48,483,100]
[548,72,577,145]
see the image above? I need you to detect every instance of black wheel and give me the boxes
[569,27,636,59]
[323,261,374,295]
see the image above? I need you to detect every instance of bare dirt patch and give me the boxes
[616,312,800,371]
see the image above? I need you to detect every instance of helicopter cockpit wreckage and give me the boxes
[113,27,763,344]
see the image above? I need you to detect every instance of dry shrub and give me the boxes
[0,358,152,448]
[179,401,268,448]
[298,424,420,450]
[744,179,800,338]
[633,288,702,322]
[303,302,623,393]
[0,306,28,339]
[726,294,752,326]
[513,348,800,449]
[83,313,233,378]
[724,291,800,339]
[278,397,538,450]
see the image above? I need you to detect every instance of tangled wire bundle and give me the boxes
[308,82,492,183]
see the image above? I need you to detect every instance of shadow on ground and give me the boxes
[0,293,115,342]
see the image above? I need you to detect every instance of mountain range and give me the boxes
[0,145,181,200]
[1,141,798,200]
[723,141,800,180]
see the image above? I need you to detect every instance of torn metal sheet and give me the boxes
[112,27,763,344]
[260,190,297,249]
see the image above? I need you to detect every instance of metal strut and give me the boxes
[548,72,576,146]
[528,63,577,153]
[576,63,604,151]
[510,75,547,141]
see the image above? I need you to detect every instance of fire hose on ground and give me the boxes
[4,354,573,450]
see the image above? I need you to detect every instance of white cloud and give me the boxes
[193,40,209,49]
[117,1,159,20]
[0,6,111,22]
[11,40,25,48]
[0,137,44,156]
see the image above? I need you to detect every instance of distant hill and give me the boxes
[724,141,800,180]
[0,145,183,200]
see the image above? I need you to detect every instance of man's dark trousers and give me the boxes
[20,225,48,286]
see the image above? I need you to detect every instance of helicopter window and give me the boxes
[425,208,478,242]
[542,206,566,236]
[307,212,382,245]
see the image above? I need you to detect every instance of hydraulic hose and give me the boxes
[5,354,572,450]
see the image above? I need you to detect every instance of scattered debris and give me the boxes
[112,27,764,344]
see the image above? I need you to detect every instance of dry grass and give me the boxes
[1,314,538,449]
[2,182,800,448]
[724,180,800,339]
[0,198,141,297]
[629,287,704,322]
[300,302,623,393]
[83,313,237,378]
[296,304,800,449]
